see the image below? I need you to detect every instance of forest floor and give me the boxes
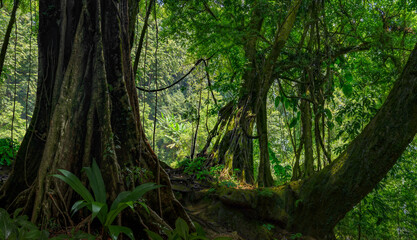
[0,165,313,240]
[166,167,312,240]
[167,167,246,239]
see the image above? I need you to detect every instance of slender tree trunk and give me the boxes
[0,0,19,80]
[256,95,274,187]
[300,85,314,178]
[0,0,189,234]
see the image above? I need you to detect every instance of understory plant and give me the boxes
[0,138,20,166]
[53,160,160,240]
[0,208,49,240]
[179,157,210,180]
[0,208,95,240]
[146,217,230,240]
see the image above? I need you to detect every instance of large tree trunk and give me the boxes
[288,43,417,237]
[199,0,302,187]
[199,95,256,184]
[0,0,189,234]
[217,43,417,239]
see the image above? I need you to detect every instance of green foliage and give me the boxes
[335,140,417,239]
[0,208,95,240]
[218,180,237,188]
[0,208,49,240]
[208,165,224,181]
[49,229,96,240]
[124,165,154,189]
[2,1,417,238]
[0,138,19,166]
[179,157,209,180]
[257,189,274,198]
[53,160,161,240]
[268,144,291,185]
[0,8,38,142]
[262,223,275,231]
[290,233,303,239]
[146,217,230,240]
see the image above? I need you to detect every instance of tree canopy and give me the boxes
[0,0,417,239]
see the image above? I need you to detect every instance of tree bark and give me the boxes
[0,0,189,234]
[200,0,302,187]
[215,43,417,239]
[256,95,274,187]
[288,43,417,237]
[300,84,314,178]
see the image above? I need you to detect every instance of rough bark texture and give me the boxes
[214,43,417,239]
[0,0,189,234]
[288,43,417,238]
[200,0,302,187]
[300,85,314,178]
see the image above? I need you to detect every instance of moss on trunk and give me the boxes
[0,0,190,235]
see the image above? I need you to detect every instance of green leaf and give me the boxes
[83,160,106,203]
[0,208,14,239]
[145,229,164,240]
[335,115,343,125]
[110,191,131,211]
[289,117,298,128]
[324,109,332,120]
[138,202,150,214]
[110,183,161,211]
[344,72,353,82]
[274,96,280,108]
[268,144,279,164]
[108,225,134,240]
[105,203,129,227]
[91,201,107,224]
[327,121,335,130]
[12,208,23,219]
[71,200,88,216]
[342,84,353,97]
[189,236,209,240]
[175,217,189,238]
[194,222,206,236]
[52,170,94,203]
[22,229,50,239]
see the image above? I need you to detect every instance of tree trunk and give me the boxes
[217,43,417,239]
[199,95,256,184]
[288,43,417,237]
[199,0,301,187]
[300,84,314,178]
[0,0,19,80]
[256,95,274,187]
[0,0,189,234]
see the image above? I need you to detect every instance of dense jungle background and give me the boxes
[1,0,417,239]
